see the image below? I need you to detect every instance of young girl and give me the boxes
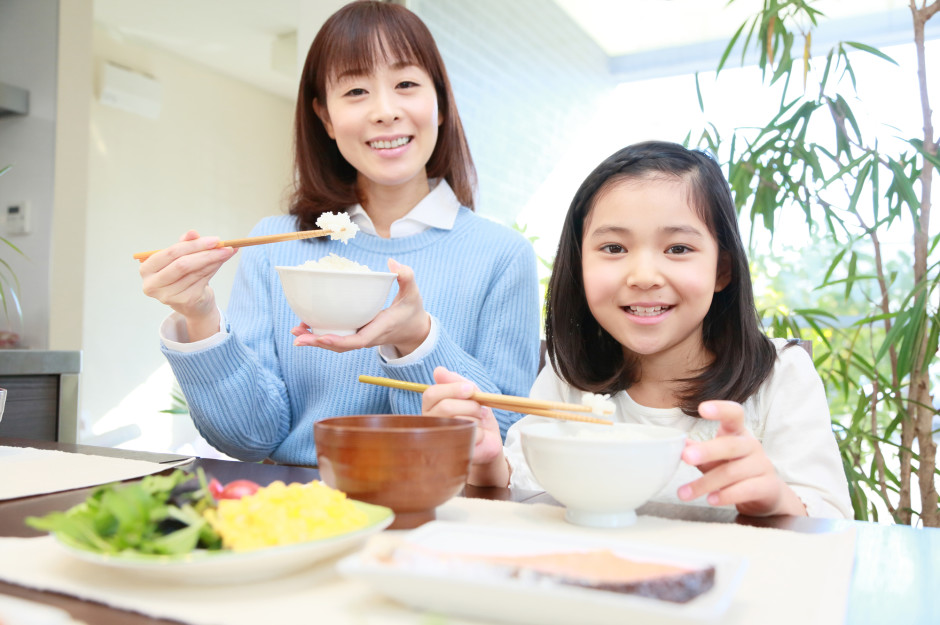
[423,141,853,519]
[139,1,540,464]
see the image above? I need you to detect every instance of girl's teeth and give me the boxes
[370,137,410,149]
[628,306,668,316]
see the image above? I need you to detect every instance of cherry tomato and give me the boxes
[207,478,224,499]
[218,479,261,500]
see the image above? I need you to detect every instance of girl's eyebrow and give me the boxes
[586,224,705,238]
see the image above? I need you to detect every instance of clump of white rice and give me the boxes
[299,253,371,272]
[315,212,359,244]
[581,392,616,416]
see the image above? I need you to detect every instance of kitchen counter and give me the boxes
[0,350,81,442]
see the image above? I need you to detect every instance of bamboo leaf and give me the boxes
[910,138,940,170]
[886,159,921,216]
[843,41,899,65]
[694,73,704,113]
[845,252,858,299]
[718,20,749,74]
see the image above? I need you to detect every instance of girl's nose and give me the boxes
[626,255,664,289]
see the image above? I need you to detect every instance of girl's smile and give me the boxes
[581,177,729,364]
[623,303,674,324]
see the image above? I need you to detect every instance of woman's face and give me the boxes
[580,177,729,365]
[315,59,441,198]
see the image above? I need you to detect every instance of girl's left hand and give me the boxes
[290,259,431,356]
[678,400,807,517]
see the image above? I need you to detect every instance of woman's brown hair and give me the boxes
[545,141,776,416]
[290,0,476,231]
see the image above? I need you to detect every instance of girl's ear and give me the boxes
[313,98,335,139]
[715,251,732,292]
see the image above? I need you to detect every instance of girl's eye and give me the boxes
[396,80,419,89]
[600,244,626,254]
[343,87,367,97]
[666,244,692,255]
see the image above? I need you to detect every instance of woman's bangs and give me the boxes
[324,29,423,86]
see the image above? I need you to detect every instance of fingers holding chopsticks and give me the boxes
[423,367,505,467]
[139,230,237,340]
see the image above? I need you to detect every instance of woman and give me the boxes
[140,1,540,464]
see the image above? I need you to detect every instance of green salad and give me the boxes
[27,469,223,555]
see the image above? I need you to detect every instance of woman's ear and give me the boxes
[313,98,335,139]
[715,251,732,292]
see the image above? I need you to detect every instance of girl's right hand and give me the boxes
[422,367,510,487]
[139,230,237,341]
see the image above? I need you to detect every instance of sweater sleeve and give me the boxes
[379,231,541,440]
[758,344,854,519]
[160,227,292,462]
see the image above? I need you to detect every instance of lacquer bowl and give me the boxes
[314,415,476,529]
[521,421,687,528]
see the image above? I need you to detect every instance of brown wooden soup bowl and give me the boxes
[313,414,476,529]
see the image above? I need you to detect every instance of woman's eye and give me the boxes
[600,244,625,254]
[343,87,367,97]
[666,244,691,254]
[397,80,419,89]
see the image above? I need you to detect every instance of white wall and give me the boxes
[81,24,294,446]
[0,0,60,349]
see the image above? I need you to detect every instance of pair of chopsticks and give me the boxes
[133,229,330,262]
[358,375,613,425]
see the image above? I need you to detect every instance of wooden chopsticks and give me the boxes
[358,375,613,425]
[133,229,331,262]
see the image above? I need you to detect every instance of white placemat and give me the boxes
[0,497,855,625]
[0,446,194,501]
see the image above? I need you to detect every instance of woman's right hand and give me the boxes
[139,230,237,341]
[422,367,510,487]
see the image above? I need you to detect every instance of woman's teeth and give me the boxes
[370,137,411,149]
[626,305,670,317]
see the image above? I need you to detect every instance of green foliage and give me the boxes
[0,165,26,327]
[699,0,939,525]
[513,221,553,330]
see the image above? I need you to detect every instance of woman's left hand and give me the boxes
[678,400,807,516]
[290,258,431,356]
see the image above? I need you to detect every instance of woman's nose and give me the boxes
[370,87,400,124]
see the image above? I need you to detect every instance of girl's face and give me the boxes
[581,177,729,365]
[315,59,441,199]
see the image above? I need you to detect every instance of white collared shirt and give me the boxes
[345,178,459,237]
[160,179,461,363]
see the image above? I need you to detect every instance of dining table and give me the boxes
[0,435,936,625]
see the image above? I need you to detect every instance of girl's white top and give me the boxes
[504,338,854,519]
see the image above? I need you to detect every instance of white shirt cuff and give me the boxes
[160,309,228,353]
[377,315,439,364]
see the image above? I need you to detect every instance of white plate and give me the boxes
[54,500,394,585]
[338,521,747,625]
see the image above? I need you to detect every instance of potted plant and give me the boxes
[0,164,25,347]
[693,1,938,525]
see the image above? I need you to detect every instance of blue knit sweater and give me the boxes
[161,208,541,464]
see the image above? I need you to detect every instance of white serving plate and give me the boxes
[54,500,393,585]
[338,521,747,625]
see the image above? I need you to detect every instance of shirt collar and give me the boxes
[346,179,461,238]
